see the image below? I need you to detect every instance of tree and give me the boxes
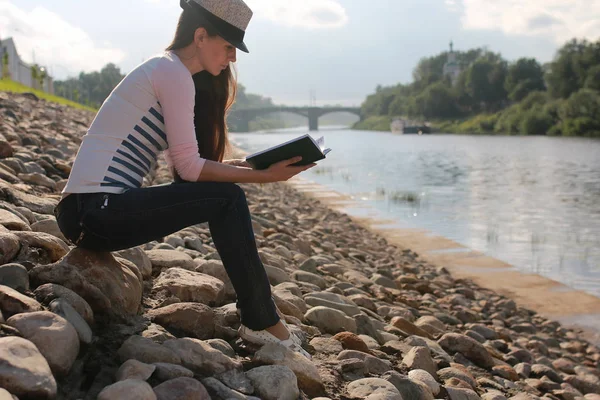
[546,39,600,99]
[557,89,600,136]
[30,64,39,89]
[520,106,553,135]
[54,63,125,107]
[38,67,47,91]
[465,59,508,111]
[584,65,600,91]
[411,82,459,119]
[505,58,545,101]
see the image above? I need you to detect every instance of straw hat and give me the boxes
[180,0,253,53]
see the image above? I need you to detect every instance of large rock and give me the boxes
[305,306,357,334]
[346,378,403,400]
[0,263,29,291]
[13,231,69,262]
[246,365,300,400]
[338,350,392,375]
[31,218,67,242]
[152,363,194,382]
[153,268,225,306]
[162,337,241,375]
[0,232,20,264]
[292,270,327,289]
[0,182,57,214]
[195,260,235,299]
[29,248,142,318]
[438,333,495,369]
[0,336,57,399]
[0,209,30,231]
[391,317,433,339]
[437,367,477,388]
[445,386,481,400]
[0,284,42,318]
[146,249,196,274]
[408,369,440,396]
[253,342,324,397]
[116,359,156,381]
[200,377,256,400]
[115,247,152,280]
[49,298,93,344]
[402,346,437,377]
[118,335,181,365]
[153,377,210,400]
[383,371,434,400]
[304,294,362,317]
[146,303,215,340]
[141,323,176,344]
[6,311,79,376]
[33,283,95,325]
[97,379,156,400]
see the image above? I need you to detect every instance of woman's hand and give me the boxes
[261,157,316,183]
[224,159,251,168]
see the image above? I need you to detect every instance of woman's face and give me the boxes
[199,33,237,76]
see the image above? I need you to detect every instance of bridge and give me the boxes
[229,106,363,132]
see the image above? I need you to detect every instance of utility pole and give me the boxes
[309,89,317,107]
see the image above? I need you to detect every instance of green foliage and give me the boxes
[412,82,459,119]
[505,58,545,101]
[584,65,600,91]
[494,104,522,134]
[359,37,600,136]
[556,89,600,136]
[54,63,125,108]
[30,64,39,90]
[352,115,392,131]
[546,39,600,99]
[465,59,508,111]
[520,106,554,135]
[433,113,498,134]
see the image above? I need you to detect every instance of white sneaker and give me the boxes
[273,306,303,346]
[238,324,312,360]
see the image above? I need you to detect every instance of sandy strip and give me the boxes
[287,177,600,344]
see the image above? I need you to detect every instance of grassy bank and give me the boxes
[0,79,97,112]
[352,115,392,131]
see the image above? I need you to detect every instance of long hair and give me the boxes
[166,8,236,166]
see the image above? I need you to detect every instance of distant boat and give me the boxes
[390,118,431,134]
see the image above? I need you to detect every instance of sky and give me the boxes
[1,0,599,106]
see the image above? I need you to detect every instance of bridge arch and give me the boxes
[229,106,362,132]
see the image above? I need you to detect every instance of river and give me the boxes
[231,128,600,300]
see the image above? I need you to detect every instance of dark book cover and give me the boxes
[245,134,330,170]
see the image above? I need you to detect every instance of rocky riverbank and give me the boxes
[0,91,599,400]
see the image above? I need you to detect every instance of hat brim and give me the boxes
[181,0,250,53]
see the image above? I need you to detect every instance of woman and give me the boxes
[54,0,314,358]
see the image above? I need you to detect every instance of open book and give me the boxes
[245,134,332,170]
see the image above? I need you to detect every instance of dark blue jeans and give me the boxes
[54,182,279,330]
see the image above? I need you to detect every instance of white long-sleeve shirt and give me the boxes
[63,51,206,194]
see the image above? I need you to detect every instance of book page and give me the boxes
[315,136,325,150]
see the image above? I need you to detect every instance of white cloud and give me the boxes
[247,0,348,29]
[0,1,126,78]
[448,0,600,45]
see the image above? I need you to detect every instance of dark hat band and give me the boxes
[180,0,246,47]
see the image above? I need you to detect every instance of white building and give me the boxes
[0,37,54,94]
[443,41,461,86]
